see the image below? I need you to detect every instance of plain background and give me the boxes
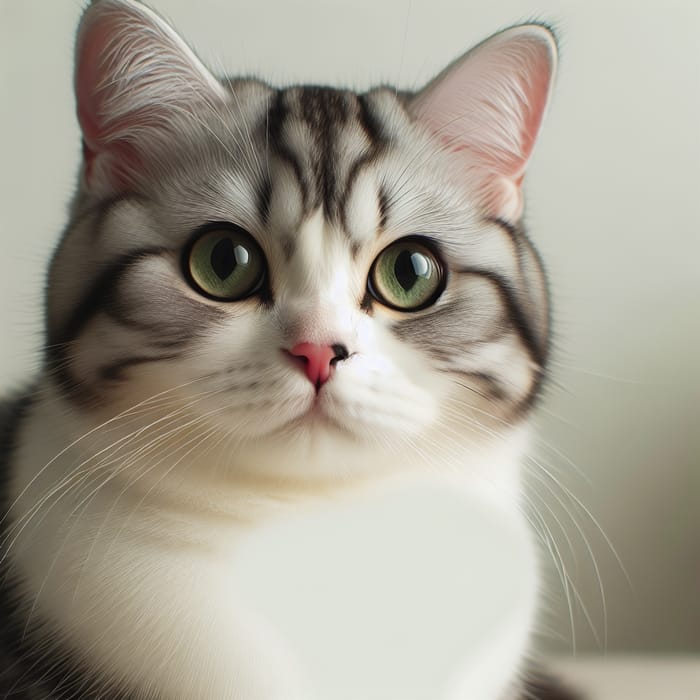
[0,0,698,656]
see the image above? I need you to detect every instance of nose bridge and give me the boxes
[282,215,356,345]
[283,294,354,347]
[290,227,347,297]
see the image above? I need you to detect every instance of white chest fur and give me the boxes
[232,479,538,700]
[9,400,537,700]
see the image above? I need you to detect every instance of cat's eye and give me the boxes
[185,225,266,301]
[368,238,445,311]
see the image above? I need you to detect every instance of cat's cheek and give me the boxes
[324,359,442,438]
[350,326,450,434]
[58,319,171,401]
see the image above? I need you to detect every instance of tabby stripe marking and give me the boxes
[454,267,547,368]
[48,248,169,350]
[338,93,388,236]
[45,248,168,403]
[265,90,309,218]
[298,86,352,219]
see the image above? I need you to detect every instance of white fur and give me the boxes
[9,382,537,699]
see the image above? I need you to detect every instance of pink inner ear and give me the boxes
[411,27,557,220]
[509,40,554,178]
[75,21,107,151]
[75,9,157,189]
[76,18,133,184]
[73,2,225,193]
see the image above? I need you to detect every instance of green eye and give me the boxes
[186,225,266,301]
[368,238,445,311]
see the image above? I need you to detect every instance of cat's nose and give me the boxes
[285,342,350,390]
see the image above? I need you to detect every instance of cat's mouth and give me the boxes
[301,398,348,429]
[270,395,355,439]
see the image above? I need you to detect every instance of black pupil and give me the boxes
[211,238,239,280]
[394,250,430,291]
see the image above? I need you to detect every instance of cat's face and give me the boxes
[46,0,556,480]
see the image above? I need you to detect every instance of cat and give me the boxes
[0,1,576,698]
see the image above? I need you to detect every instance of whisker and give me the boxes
[1,375,212,529]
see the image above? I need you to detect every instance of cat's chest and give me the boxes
[229,479,537,700]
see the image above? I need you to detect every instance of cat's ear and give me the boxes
[409,25,557,222]
[75,0,227,193]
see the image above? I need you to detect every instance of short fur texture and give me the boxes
[0,1,572,698]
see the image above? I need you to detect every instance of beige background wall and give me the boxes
[1,0,698,653]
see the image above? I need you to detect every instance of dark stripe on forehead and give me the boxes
[297,86,352,219]
[263,86,398,234]
[298,86,352,125]
[377,186,390,232]
[256,176,272,225]
[265,90,310,213]
[338,94,388,236]
[356,92,386,145]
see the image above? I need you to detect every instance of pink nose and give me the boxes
[287,342,349,389]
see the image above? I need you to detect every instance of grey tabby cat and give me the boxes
[0,1,578,698]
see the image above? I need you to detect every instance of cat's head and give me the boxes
[46,0,556,482]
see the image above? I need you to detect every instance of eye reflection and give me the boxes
[369,238,444,311]
[186,225,266,301]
